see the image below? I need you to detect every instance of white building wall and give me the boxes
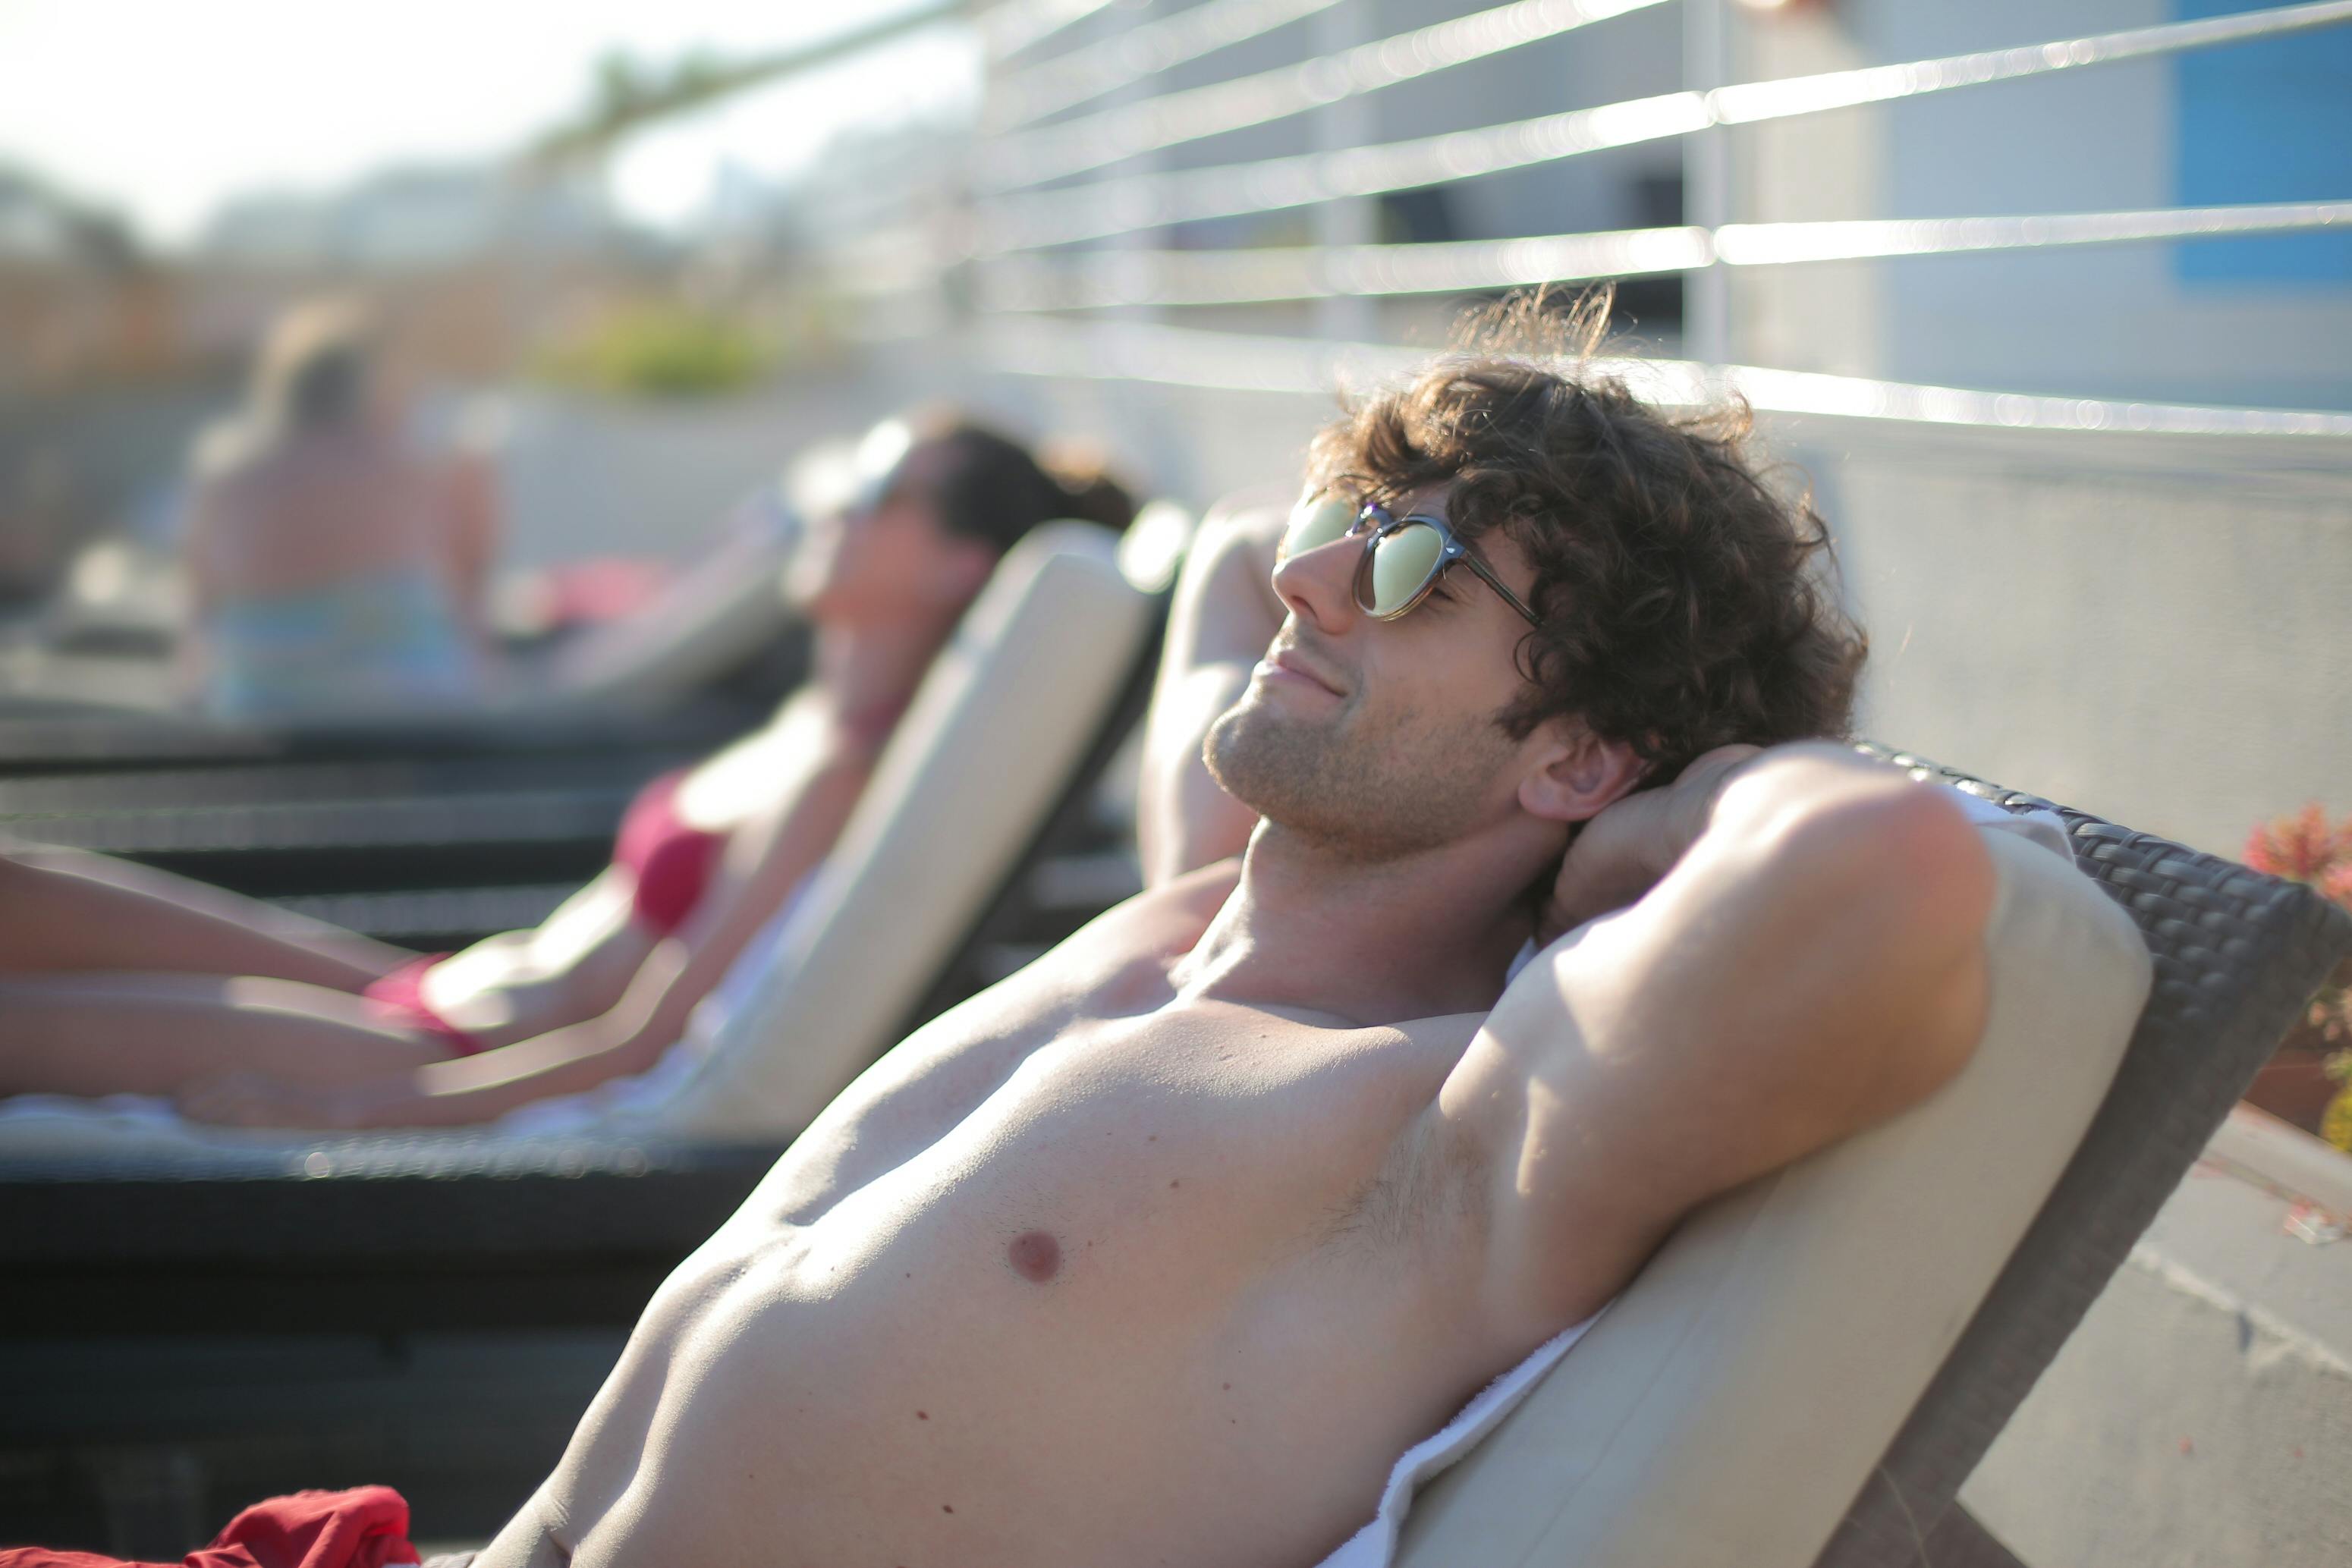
[1736,0,2352,410]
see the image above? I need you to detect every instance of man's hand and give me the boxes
[1539,743,1762,944]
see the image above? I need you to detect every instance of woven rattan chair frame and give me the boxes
[1813,749,2352,1568]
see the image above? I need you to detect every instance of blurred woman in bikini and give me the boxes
[0,411,1134,1127]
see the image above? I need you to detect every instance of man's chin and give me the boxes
[1203,702,1339,823]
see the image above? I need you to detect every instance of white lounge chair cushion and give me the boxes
[652,520,1157,1138]
[1397,815,2154,1568]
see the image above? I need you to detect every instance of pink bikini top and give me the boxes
[362,768,722,1053]
[612,768,728,939]
[610,692,907,939]
[363,697,910,1052]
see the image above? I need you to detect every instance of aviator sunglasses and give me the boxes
[1281,491,1541,627]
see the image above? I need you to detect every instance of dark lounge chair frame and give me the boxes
[0,699,778,941]
[0,690,785,776]
[1811,749,2352,1568]
[2,745,703,946]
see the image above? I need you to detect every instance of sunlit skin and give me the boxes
[181,348,498,658]
[472,484,1995,1568]
[0,438,998,1127]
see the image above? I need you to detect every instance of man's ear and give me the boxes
[1517,722,1646,825]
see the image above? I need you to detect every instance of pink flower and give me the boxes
[2245,803,2352,886]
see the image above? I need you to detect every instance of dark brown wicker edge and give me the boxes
[0,698,770,775]
[1813,748,2352,1568]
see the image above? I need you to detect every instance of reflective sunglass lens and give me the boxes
[1363,520,1447,615]
[1281,495,1357,560]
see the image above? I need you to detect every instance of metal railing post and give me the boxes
[1313,2,1377,344]
[1683,0,1732,367]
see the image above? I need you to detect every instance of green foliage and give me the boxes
[536,303,775,398]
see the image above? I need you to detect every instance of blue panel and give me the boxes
[2174,0,2352,287]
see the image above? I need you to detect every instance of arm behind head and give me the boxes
[1438,748,1997,1336]
[1134,490,1291,888]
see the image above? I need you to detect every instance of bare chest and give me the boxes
[763,1004,1477,1289]
[539,1010,1511,1567]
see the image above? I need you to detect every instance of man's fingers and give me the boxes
[1539,749,1766,947]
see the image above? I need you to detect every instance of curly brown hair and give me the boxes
[1306,290,1866,785]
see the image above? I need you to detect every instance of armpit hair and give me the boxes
[1321,1108,1491,1258]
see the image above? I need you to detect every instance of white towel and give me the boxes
[1315,1309,1605,1568]
[1939,785,2071,859]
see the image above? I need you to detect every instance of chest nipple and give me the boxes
[1006,1230,1061,1284]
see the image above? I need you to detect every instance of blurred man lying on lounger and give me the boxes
[2,295,1997,1568]
[0,414,1134,1127]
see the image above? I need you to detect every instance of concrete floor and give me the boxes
[1964,1114,2352,1567]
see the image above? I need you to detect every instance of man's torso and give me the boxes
[480,870,1635,1568]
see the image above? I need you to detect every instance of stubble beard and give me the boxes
[1203,686,1519,863]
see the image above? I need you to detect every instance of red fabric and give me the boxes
[360,956,485,1057]
[0,1486,419,1568]
[536,558,668,626]
[509,556,669,632]
[612,769,727,938]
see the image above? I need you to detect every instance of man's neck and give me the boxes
[1171,822,1551,1024]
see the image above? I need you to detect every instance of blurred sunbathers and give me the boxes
[0,412,1137,1130]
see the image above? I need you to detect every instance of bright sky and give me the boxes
[0,0,974,247]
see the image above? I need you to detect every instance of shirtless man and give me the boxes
[477,331,1995,1567]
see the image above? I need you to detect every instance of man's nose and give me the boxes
[1270,536,1361,635]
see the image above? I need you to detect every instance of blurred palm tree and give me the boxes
[522,2,962,172]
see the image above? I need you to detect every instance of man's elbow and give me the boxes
[1784,780,1994,925]
[1819,787,1999,1100]
[1882,785,1997,945]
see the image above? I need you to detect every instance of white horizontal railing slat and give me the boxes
[976,0,2352,253]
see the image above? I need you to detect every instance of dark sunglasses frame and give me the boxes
[1291,495,1542,627]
